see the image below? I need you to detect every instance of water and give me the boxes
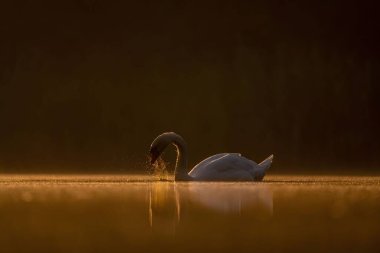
[0,175,379,253]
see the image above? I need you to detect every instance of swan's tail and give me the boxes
[259,154,274,171]
[255,155,274,181]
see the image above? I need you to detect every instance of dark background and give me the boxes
[0,0,379,173]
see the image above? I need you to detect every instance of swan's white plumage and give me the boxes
[149,132,273,181]
[189,153,266,181]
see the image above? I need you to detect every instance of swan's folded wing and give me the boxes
[189,153,240,174]
[189,153,254,181]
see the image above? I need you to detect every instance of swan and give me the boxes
[149,132,273,181]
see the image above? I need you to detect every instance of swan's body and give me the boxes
[189,153,273,181]
[149,132,273,181]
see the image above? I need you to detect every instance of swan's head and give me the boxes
[150,145,163,164]
[149,132,175,164]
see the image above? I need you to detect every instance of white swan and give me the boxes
[149,132,273,181]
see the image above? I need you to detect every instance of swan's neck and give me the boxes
[172,136,192,181]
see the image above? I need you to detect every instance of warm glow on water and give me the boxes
[0,175,379,253]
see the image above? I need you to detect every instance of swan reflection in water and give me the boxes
[148,182,273,229]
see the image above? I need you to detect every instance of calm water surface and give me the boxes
[0,175,379,253]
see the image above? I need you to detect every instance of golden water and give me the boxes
[0,175,379,253]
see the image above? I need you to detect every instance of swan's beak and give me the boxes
[150,148,159,164]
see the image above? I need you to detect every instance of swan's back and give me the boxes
[189,153,258,181]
